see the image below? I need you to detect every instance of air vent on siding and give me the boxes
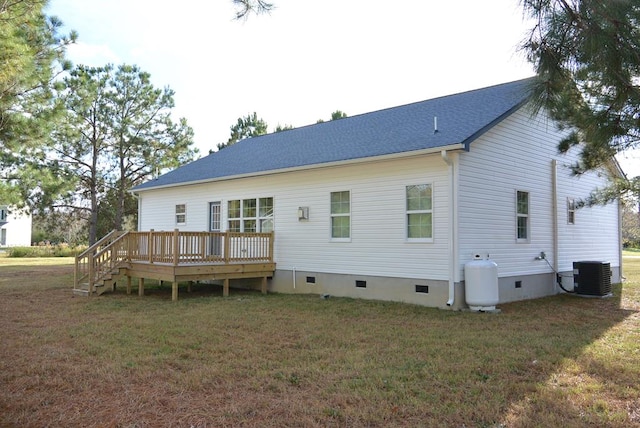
[415,285,429,294]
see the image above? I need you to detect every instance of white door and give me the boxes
[209,201,221,255]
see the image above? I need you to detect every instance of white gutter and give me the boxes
[441,150,458,306]
[551,160,559,292]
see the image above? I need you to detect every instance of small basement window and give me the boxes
[306,276,316,284]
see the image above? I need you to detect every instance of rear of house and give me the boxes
[132,79,622,309]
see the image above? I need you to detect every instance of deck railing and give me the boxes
[74,230,275,292]
[127,230,274,264]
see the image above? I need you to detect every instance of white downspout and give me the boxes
[551,160,559,292]
[292,267,296,289]
[618,198,623,281]
[441,150,457,306]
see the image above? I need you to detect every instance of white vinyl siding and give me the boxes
[137,154,451,280]
[458,106,620,277]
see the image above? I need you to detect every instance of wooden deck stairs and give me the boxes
[73,230,130,296]
[73,229,276,300]
[73,265,129,296]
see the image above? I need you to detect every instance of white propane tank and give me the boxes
[464,253,499,311]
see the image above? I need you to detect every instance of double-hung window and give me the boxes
[330,191,350,240]
[406,184,433,240]
[567,198,576,225]
[175,204,186,225]
[228,197,274,232]
[516,191,529,241]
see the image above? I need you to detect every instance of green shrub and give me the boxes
[6,244,86,258]
[6,247,32,257]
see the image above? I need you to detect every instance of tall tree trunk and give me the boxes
[88,125,100,245]
[88,190,98,245]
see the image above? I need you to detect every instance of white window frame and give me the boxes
[516,190,529,242]
[175,204,186,225]
[227,197,274,233]
[567,197,576,225]
[406,183,434,242]
[258,197,274,233]
[330,190,351,242]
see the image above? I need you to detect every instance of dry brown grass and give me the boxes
[0,256,638,427]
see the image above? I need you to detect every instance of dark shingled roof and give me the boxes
[133,78,534,191]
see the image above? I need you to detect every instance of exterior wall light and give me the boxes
[297,206,309,221]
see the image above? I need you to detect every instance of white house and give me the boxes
[0,205,32,247]
[131,79,622,309]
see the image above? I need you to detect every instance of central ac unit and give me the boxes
[572,261,612,297]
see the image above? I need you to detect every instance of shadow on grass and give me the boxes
[491,284,639,427]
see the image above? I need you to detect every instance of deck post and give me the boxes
[224,231,230,263]
[261,276,267,294]
[223,278,229,297]
[88,252,95,294]
[172,281,178,301]
[269,231,275,261]
[148,230,154,264]
[138,277,144,296]
[74,256,78,290]
[126,232,132,263]
[126,276,132,295]
[187,281,192,293]
[173,229,179,265]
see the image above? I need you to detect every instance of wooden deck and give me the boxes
[74,230,275,300]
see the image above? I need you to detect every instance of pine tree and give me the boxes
[522,0,640,202]
[0,0,75,206]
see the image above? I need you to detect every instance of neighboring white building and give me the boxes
[0,206,32,247]
[131,79,622,309]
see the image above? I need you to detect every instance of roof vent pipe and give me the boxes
[434,116,438,134]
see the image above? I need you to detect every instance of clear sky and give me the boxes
[46,0,638,177]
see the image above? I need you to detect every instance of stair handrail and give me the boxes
[76,229,121,260]
[74,230,128,293]
[89,231,131,292]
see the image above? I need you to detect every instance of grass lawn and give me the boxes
[0,256,638,427]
